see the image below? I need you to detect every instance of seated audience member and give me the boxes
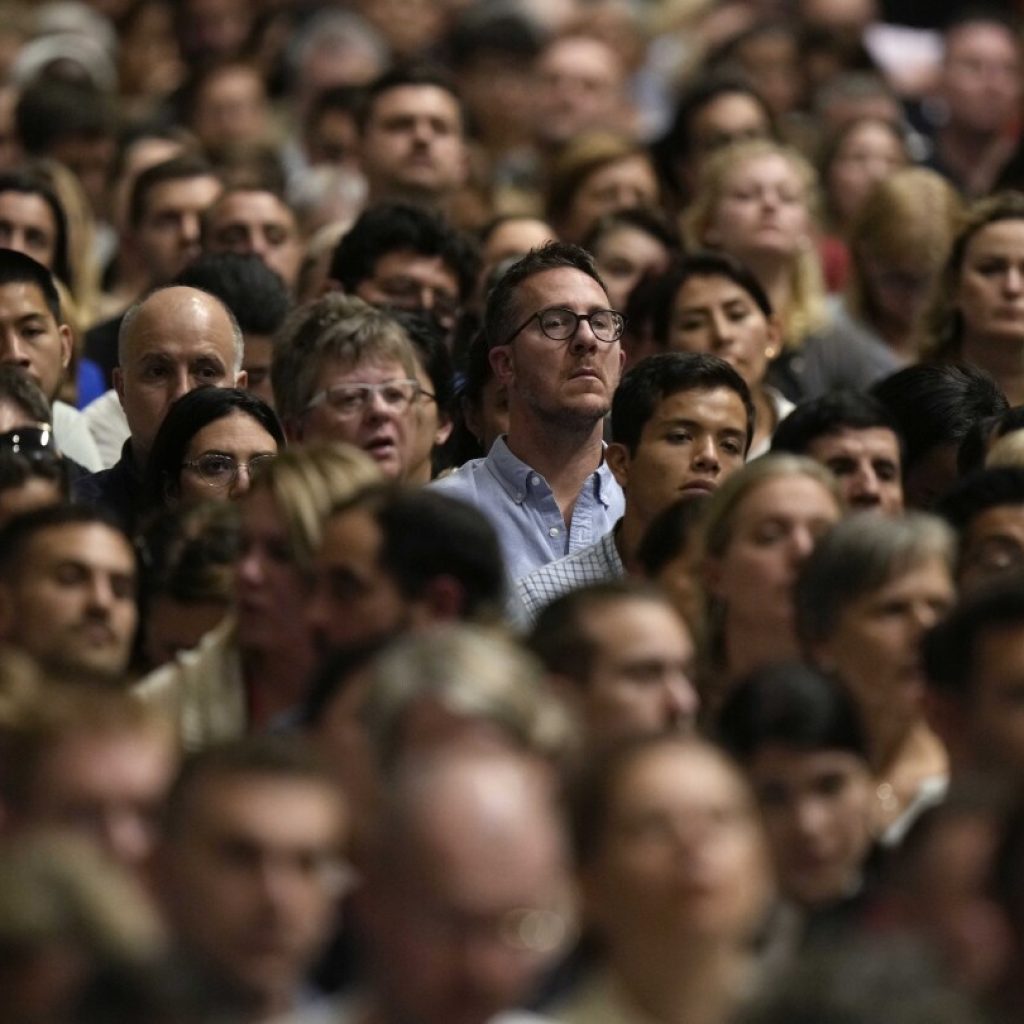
[717,663,876,926]
[939,467,1024,593]
[328,201,478,338]
[651,75,774,210]
[772,390,904,514]
[517,352,753,623]
[648,251,789,456]
[558,736,774,1024]
[307,484,506,655]
[796,513,956,841]
[0,835,165,1024]
[873,363,1009,509]
[137,502,239,670]
[202,185,303,293]
[700,455,843,707]
[476,215,555,295]
[583,208,679,313]
[0,505,137,682]
[432,243,626,582]
[357,65,470,214]
[528,580,699,750]
[135,445,380,749]
[83,155,224,384]
[544,133,661,246]
[925,576,1024,787]
[304,625,575,856]
[0,248,102,470]
[635,495,710,632]
[154,737,348,1022]
[390,310,455,482]
[0,685,178,875]
[175,251,293,408]
[75,285,248,533]
[142,387,283,513]
[922,192,1024,405]
[272,293,426,481]
[331,746,572,1024]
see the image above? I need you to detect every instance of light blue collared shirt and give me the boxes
[431,437,624,583]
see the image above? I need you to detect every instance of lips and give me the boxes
[681,479,717,495]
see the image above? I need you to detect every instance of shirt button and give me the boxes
[530,474,539,485]
[549,527,559,537]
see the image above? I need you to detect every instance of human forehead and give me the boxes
[143,175,222,216]
[516,266,611,316]
[370,249,459,290]
[964,218,1024,257]
[645,386,749,430]
[123,294,238,362]
[0,190,56,226]
[724,153,805,190]
[587,597,690,655]
[184,772,342,845]
[369,84,462,126]
[543,37,621,81]
[808,426,901,459]
[946,21,1021,62]
[313,354,413,391]
[674,274,761,310]
[210,190,295,227]
[320,505,383,561]
[27,522,135,573]
[737,474,838,523]
[0,280,57,321]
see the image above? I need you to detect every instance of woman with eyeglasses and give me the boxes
[142,387,285,514]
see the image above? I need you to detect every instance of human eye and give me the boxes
[110,572,136,601]
[873,460,898,481]
[665,427,693,444]
[196,453,235,481]
[752,518,787,544]
[825,456,857,478]
[193,360,225,384]
[265,225,288,246]
[721,435,745,456]
[725,302,751,322]
[329,385,368,414]
[589,310,620,336]
[54,561,88,587]
[539,308,575,334]
[140,359,169,382]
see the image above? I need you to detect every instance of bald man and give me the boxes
[322,748,571,1024]
[74,286,246,530]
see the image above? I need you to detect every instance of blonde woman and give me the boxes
[698,454,843,709]
[684,138,900,400]
[135,443,381,749]
[838,167,963,363]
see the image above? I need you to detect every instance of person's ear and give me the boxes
[234,369,248,388]
[489,344,514,387]
[57,324,73,372]
[605,442,631,489]
[764,315,783,360]
[414,575,466,624]
[433,412,454,448]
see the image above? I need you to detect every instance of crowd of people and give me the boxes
[5,0,1024,1021]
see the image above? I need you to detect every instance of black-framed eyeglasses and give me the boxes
[183,452,276,487]
[306,379,424,418]
[0,424,59,462]
[504,307,626,347]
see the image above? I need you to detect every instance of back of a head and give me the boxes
[174,251,291,336]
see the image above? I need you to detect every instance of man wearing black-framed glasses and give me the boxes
[433,241,625,582]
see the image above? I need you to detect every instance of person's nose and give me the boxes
[101,809,154,868]
[662,672,700,731]
[787,524,817,567]
[1004,264,1024,296]
[850,461,881,505]
[569,318,600,354]
[793,797,829,840]
[229,462,255,498]
[236,546,265,588]
[690,433,720,473]
[180,211,202,248]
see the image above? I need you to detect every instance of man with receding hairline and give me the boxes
[74,285,246,530]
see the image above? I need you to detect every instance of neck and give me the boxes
[505,410,607,524]
[240,638,316,731]
[752,387,777,451]
[961,334,1024,404]
[747,259,792,326]
[617,511,645,574]
[608,936,752,1024]
[724,609,798,680]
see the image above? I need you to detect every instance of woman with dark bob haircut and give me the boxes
[143,387,285,512]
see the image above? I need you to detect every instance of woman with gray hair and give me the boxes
[795,513,956,840]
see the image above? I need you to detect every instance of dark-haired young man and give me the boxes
[517,352,753,621]
[0,504,137,681]
[328,200,477,337]
[772,390,904,515]
[358,65,469,212]
[432,242,626,582]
